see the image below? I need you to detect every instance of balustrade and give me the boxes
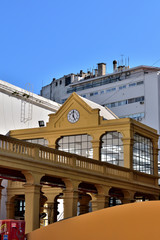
[0,134,158,187]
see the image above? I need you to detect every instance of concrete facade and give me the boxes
[40,63,160,129]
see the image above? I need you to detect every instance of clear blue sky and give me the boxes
[0,0,160,94]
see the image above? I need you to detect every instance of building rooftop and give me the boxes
[70,65,160,87]
[79,94,118,120]
[0,80,61,111]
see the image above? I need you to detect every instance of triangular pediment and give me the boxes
[47,93,100,130]
[46,93,117,130]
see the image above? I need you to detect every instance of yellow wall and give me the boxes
[10,92,159,172]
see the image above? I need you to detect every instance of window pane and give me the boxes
[24,138,48,146]
[133,133,153,174]
[101,132,124,166]
[57,134,93,158]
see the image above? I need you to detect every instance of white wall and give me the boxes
[143,72,159,131]
[0,81,60,219]
[0,90,60,135]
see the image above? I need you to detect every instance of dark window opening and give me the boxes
[65,76,71,86]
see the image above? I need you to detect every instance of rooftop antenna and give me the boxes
[92,65,94,75]
[128,57,130,67]
[121,54,124,66]
[125,58,127,67]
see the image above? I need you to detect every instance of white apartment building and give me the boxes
[40,61,160,132]
[0,80,61,219]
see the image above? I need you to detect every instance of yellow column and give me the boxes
[62,179,80,219]
[91,185,110,211]
[91,140,100,160]
[153,140,158,179]
[24,183,41,233]
[22,171,44,234]
[121,190,135,204]
[122,138,133,169]
[90,132,103,161]
[6,199,15,219]
[63,190,79,219]
[91,194,110,211]
[78,194,91,215]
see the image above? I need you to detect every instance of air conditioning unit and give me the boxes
[140,101,144,104]
[137,117,142,121]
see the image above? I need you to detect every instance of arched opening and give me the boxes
[134,192,155,202]
[14,195,25,220]
[40,176,65,225]
[78,182,97,215]
[109,188,123,206]
[77,193,92,215]
[100,131,124,166]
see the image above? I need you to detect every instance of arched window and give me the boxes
[101,131,124,166]
[133,133,153,174]
[57,134,93,158]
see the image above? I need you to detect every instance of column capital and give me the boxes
[62,178,81,192]
[22,171,44,185]
[122,189,135,198]
[23,183,42,194]
[91,139,100,145]
[122,137,134,145]
[94,184,111,196]
[43,187,62,203]
[121,189,135,204]
[63,189,79,197]
[91,193,110,210]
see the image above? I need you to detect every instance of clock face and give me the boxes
[67,109,80,123]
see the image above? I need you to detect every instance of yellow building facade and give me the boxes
[1,93,159,233]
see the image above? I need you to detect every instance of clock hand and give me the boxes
[72,113,76,120]
[72,110,76,120]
